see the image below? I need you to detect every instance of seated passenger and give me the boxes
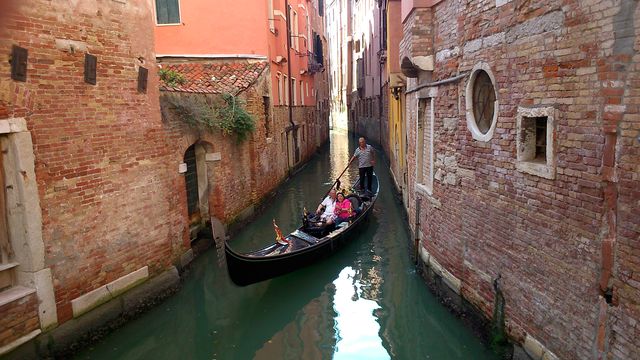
[314,189,338,226]
[333,192,353,225]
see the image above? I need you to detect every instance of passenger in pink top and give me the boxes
[334,193,353,225]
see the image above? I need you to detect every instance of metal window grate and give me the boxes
[10,45,28,82]
[84,54,97,85]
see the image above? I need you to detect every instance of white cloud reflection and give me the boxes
[332,266,390,360]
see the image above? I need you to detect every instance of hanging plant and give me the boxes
[163,92,256,142]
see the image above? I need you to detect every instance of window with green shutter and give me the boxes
[155,0,180,25]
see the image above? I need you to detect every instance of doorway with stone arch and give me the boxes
[183,141,212,241]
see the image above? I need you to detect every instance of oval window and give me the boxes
[472,70,495,134]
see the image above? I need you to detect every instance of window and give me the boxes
[263,96,271,137]
[465,62,498,142]
[155,0,181,25]
[307,15,311,52]
[382,7,387,50]
[290,9,299,51]
[292,77,297,106]
[268,0,275,32]
[416,98,434,194]
[284,75,289,105]
[300,80,304,106]
[277,73,283,105]
[516,107,557,179]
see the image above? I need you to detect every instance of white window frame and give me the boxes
[306,15,311,52]
[416,96,434,196]
[154,0,182,26]
[300,80,304,106]
[289,8,299,51]
[268,0,276,33]
[516,106,557,179]
[293,11,300,51]
[465,62,499,142]
[284,75,289,106]
[276,72,283,105]
[292,77,297,106]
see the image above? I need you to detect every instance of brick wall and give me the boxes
[0,292,39,347]
[400,8,434,63]
[161,80,290,223]
[404,1,640,359]
[160,78,328,226]
[273,105,326,164]
[0,0,188,326]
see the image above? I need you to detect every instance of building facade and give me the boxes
[326,0,351,130]
[347,0,389,151]
[0,0,331,357]
[0,0,189,355]
[400,1,640,359]
[154,0,330,236]
[386,0,408,208]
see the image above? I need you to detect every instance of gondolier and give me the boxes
[351,137,375,194]
[225,168,380,286]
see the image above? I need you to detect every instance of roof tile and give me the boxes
[160,61,268,95]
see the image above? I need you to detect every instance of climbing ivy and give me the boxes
[163,93,256,142]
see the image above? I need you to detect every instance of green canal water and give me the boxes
[74,131,499,360]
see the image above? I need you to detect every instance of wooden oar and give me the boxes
[321,156,355,201]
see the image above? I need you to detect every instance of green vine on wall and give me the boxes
[163,93,256,142]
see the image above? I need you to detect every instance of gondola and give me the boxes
[224,173,379,286]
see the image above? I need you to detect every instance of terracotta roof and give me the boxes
[160,61,268,95]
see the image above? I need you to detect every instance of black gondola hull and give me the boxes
[225,173,379,286]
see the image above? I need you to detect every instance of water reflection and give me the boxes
[73,130,499,360]
[333,267,389,360]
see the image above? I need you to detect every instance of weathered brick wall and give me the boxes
[404,1,640,359]
[0,0,188,325]
[400,7,434,63]
[0,292,39,347]
[608,1,640,358]
[161,75,295,224]
[273,105,325,165]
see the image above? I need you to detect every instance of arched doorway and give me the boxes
[183,142,211,240]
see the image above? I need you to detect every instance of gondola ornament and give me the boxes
[273,219,290,246]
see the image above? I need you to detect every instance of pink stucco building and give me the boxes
[154,0,329,113]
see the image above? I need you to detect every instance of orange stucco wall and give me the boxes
[400,0,443,22]
[268,0,315,107]
[154,0,317,107]
[154,0,270,55]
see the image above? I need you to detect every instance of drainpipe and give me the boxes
[285,0,297,172]
[378,4,383,148]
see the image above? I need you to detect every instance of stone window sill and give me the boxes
[516,161,556,180]
[0,285,35,307]
[416,183,432,196]
[415,184,442,208]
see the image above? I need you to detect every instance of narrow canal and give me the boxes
[75,131,499,360]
